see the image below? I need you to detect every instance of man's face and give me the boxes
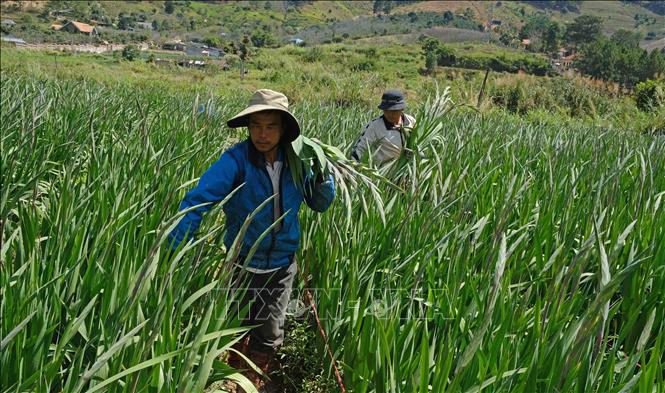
[383,109,403,125]
[248,111,284,153]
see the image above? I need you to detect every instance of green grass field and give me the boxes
[1,44,664,392]
[2,44,660,136]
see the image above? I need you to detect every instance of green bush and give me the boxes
[490,77,611,118]
[425,51,437,74]
[121,44,140,61]
[350,59,375,72]
[202,36,224,49]
[224,54,241,69]
[250,29,276,48]
[436,45,456,67]
[635,79,665,112]
[302,46,323,63]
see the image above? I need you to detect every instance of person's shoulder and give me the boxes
[217,140,249,169]
[364,115,384,128]
[404,113,416,125]
[224,140,249,156]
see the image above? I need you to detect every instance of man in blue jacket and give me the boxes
[168,89,335,390]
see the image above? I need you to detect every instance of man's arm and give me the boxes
[168,152,240,249]
[404,113,417,128]
[349,120,378,162]
[303,171,335,212]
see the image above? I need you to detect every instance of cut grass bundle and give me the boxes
[286,135,396,226]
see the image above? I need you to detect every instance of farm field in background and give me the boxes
[1,45,661,136]
[1,65,663,393]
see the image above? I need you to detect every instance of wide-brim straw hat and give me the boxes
[227,89,300,142]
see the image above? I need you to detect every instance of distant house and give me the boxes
[177,59,206,68]
[163,41,186,51]
[51,23,63,31]
[289,38,305,46]
[136,22,153,30]
[1,19,16,26]
[1,35,27,46]
[61,21,98,35]
[491,19,502,26]
[186,43,223,57]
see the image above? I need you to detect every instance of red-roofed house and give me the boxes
[61,21,98,35]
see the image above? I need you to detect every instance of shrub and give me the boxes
[302,46,323,63]
[350,59,375,72]
[121,44,140,61]
[425,51,437,74]
[436,45,456,66]
[250,29,276,48]
[635,79,665,112]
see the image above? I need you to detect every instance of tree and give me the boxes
[90,2,104,20]
[164,0,174,14]
[542,22,561,53]
[250,28,276,48]
[203,36,223,48]
[118,13,136,30]
[642,49,665,80]
[436,45,456,66]
[286,1,313,9]
[420,36,456,68]
[575,37,663,87]
[519,14,550,40]
[122,44,140,61]
[565,15,603,48]
[462,7,475,20]
[372,0,409,14]
[610,29,643,48]
[159,19,172,31]
[420,36,439,54]
[518,14,561,53]
[499,30,518,47]
[239,36,251,60]
[425,50,437,74]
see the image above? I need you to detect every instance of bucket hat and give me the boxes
[378,89,406,111]
[227,89,300,142]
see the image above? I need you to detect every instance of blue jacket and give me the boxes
[168,140,335,269]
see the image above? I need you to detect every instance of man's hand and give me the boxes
[312,167,326,184]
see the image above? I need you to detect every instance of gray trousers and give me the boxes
[232,261,297,350]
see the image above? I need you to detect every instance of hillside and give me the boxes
[2,1,664,47]
[391,0,665,33]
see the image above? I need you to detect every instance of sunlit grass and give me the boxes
[2,75,663,392]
